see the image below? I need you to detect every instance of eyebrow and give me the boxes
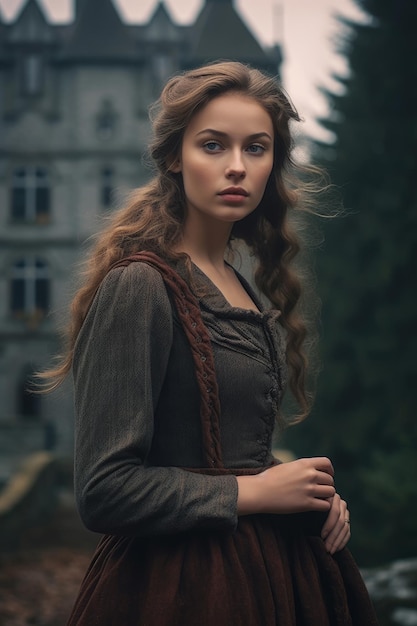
[196,128,273,141]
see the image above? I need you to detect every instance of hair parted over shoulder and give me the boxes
[40,61,326,424]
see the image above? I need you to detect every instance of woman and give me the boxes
[43,61,378,624]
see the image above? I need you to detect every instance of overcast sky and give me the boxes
[0,0,368,141]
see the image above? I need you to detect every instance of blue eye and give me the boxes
[204,141,222,152]
[246,144,265,154]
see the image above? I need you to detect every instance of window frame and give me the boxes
[10,166,51,225]
[10,256,50,325]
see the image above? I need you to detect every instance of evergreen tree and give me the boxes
[285,0,417,565]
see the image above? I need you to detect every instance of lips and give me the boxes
[219,187,249,197]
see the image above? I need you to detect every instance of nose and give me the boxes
[225,150,246,180]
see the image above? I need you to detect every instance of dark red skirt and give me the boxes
[66,512,378,625]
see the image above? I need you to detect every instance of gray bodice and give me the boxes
[150,262,287,470]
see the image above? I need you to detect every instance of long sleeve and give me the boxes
[73,263,238,537]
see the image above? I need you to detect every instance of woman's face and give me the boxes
[172,92,274,230]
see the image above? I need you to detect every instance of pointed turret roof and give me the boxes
[145,2,180,44]
[187,0,272,68]
[61,0,137,62]
[7,0,55,45]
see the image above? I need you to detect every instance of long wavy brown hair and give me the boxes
[40,61,324,422]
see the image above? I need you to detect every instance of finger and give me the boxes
[321,495,348,540]
[317,470,335,486]
[310,498,332,513]
[315,485,336,501]
[314,457,335,477]
[327,520,351,554]
[321,494,340,539]
[325,504,351,553]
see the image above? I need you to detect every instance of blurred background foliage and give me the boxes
[283,0,417,567]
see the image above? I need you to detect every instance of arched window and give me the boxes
[100,166,115,209]
[153,54,172,85]
[21,54,43,96]
[151,54,174,96]
[10,257,50,323]
[96,100,117,141]
[11,166,50,224]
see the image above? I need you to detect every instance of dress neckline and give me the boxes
[190,261,263,313]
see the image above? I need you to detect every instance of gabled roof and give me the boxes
[145,2,181,44]
[60,0,137,62]
[7,0,55,45]
[188,0,270,66]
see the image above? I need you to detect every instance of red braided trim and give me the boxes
[113,252,224,469]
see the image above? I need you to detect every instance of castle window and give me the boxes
[152,54,173,95]
[21,54,43,96]
[96,100,117,141]
[11,166,50,224]
[154,54,172,83]
[100,166,115,208]
[17,366,41,420]
[11,257,50,325]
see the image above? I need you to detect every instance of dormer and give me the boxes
[144,2,181,87]
[145,2,180,45]
[5,0,56,100]
[7,0,55,46]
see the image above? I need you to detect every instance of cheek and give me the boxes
[257,162,274,192]
[182,158,213,189]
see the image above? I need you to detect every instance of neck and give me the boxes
[179,216,232,271]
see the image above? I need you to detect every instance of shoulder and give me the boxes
[99,261,169,304]
[87,261,173,327]
[102,261,166,293]
[74,262,175,377]
[75,261,174,355]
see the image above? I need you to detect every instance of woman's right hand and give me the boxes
[236,457,336,516]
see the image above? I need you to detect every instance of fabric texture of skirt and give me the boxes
[67,508,378,625]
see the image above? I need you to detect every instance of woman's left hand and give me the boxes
[320,493,351,554]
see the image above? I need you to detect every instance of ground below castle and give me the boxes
[0,490,97,626]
